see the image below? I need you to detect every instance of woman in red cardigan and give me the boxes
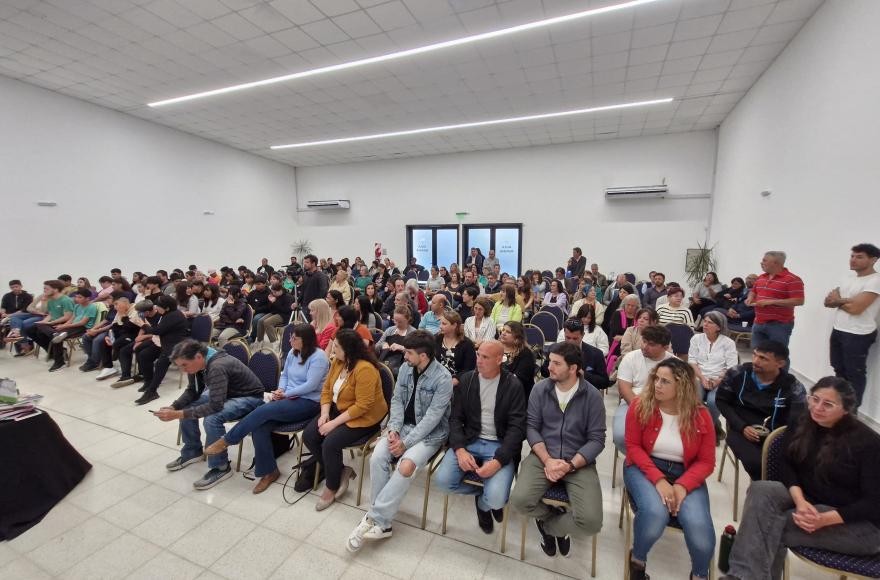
[623,357,716,580]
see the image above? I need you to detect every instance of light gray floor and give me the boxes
[0,347,829,580]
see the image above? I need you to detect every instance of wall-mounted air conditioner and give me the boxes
[305,199,351,210]
[605,185,668,200]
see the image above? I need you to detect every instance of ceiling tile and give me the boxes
[366,1,416,31]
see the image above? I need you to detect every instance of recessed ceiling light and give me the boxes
[270,98,673,150]
[148,0,667,107]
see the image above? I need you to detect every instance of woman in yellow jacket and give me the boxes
[490,284,523,331]
[303,328,388,510]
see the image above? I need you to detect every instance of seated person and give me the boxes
[607,294,640,359]
[255,284,294,344]
[6,290,47,353]
[714,277,755,329]
[455,286,479,321]
[307,298,336,350]
[212,285,248,347]
[656,286,695,328]
[206,324,329,493]
[434,310,476,387]
[464,297,497,347]
[58,274,77,296]
[198,284,223,321]
[78,296,116,372]
[246,275,272,341]
[355,266,372,293]
[613,325,675,451]
[715,341,805,480]
[418,294,447,334]
[688,272,723,319]
[355,295,382,330]
[543,318,610,391]
[326,305,373,356]
[425,267,445,296]
[0,279,34,333]
[620,308,659,357]
[721,378,880,580]
[132,295,188,406]
[688,311,738,432]
[569,284,606,327]
[490,285,523,331]
[510,342,605,558]
[301,329,388,501]
[642,272,668,310]
[557,303,609,355]
[96,294,140,382]
[434,340,526,534]
[624,358,716,580]
[174,281,200,318]
[542,279,569,315]
[461,270,484,297]
[329,269,353,306]
[152,339,265,490]
[484,273,502,295]
[31,288,95,372]
[405,278,429,315]
[346,331,452,552]
[499,321,537,398]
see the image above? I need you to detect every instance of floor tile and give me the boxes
[208,526,294,580]
[416,534,492,580]
[125,551,205,580]
[28,516,125,576]
[268,544,349,580]
[7,502,93,554]
[131,497,218,548]
[168,511,256,568]
[67,472,151,514]
[58,533,162,580]
[0,557,53,579]
[98,484,183,529]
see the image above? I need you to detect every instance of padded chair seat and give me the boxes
[791,546,880,578]
[543,483,569,503]
[273,419,312,433]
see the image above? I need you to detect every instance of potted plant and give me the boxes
[685,241,718,290]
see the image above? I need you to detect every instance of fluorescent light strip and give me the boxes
[148,0,665,107]
[270,98,673,150]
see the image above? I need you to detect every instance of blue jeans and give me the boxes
[698,383,720,422]
[179,392,264,469]
[249,313,269,341]
[613,401,628,454]
[8,312,42,332]
[433,439,516,511]
[623,459,715,577]
[224,397,320,477]
[751,322,794,348]
[81,332,108,365]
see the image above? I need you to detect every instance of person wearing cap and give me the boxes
[109,298,155,388]
[130,295,188,406]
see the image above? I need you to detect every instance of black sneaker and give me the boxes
[475,496,493,534]
[536,519,556,557]
[48,360,65,372]
[134,391,159,406]
[193,463,233,490]
[80,362,99,372]
[131,374,144,383]
[557,535,571,557]
[491,508,504,523]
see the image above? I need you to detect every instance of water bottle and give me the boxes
[718,524,736,573]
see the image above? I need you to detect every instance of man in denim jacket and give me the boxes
[347,330,453,552]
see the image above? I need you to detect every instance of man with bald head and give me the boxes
[418,294,447,334]
[433,340,527,534]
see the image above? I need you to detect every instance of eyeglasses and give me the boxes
[807,394,841,411]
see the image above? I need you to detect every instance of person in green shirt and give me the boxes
[33,288,95,371]
[18,280,74,358]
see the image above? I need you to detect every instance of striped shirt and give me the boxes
[656,305,694,328]
[753,269,804,324]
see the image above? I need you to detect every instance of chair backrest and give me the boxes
[249,350,281,392]
[666,323,694,354]
[523,324,545,351]
[541,270,553,280]
[404,272,417,281]
[761,426,788,481]
[530,311,559,342]
[190,314,213,343]
[539,304,565,327]
[223,339,251,366]
[241,305,254,331]
[370,327,384,343]
[378,362,394,406]
[280,324,295,362]
[417,269,429,282]
[94,301,109,324]
[565,277,579,295]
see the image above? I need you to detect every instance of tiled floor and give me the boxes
[1,349,829,579]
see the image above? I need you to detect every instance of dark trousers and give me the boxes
[725,428,763,481]
[101,337,133,369]
[136,342,172,394]
[830,328,877,407]
[118,340,136,378]
[27,324,83,363]
[302,410,378,491]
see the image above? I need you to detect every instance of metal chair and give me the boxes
[523,324,546,356]
[621,487,715,580]
[440,470,510,553]
[248,349,281,392]
[717,434,743,521]
[279,324,295,363]
[222,339,251,366]
[520,483,598,577]
[539,305,565,328]
[369,327,384,343]
[190,314,213,344]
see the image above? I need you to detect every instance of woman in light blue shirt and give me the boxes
[205,323,330,493]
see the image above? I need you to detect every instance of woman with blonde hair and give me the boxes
[623,357,716,580]
[329,269,352,305]
[309,298,336,350]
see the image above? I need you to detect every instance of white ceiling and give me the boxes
[0,0,823,166]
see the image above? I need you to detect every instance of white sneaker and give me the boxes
[362,524,392,541]
[346,515,378,553]
[96,367,119,380]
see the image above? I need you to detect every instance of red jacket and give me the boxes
[624,398,716,492]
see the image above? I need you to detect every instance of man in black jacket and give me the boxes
[132,295,189,406]
[715,340,806,480]
[246,275,271,341]
[434,340,526,534]
[296,254,328,322]
[540,318,610,390]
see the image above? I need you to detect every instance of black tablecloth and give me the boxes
[0,411,92,541]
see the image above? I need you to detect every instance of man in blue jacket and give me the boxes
[346,330,453,552]
[510,341,606,559]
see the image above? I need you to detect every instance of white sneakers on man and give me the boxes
[96,367,119,381]
[346,515,392,553]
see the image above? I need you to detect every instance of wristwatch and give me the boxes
[565,459,577,473]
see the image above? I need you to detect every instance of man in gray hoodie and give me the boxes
[510,341,606,559]
[152,339,264,490]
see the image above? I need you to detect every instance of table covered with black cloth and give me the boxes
[0,411,92,541]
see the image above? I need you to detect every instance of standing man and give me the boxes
[256,258,274,278]
[825,243,880,406]
[298,254,329,322]
[153,339,264,490]
[510,341,605,558]
[466,248,484,275]
[747,251,804,348]
[569,247,587,278]
[590,263,607,291]
[433,340,526,534]
[483,250,500,277]
[346,331,452,552]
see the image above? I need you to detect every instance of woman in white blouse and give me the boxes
[556,303,609,355]
[464,297,497,347]
[687,310,738,432]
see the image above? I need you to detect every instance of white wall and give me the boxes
[295,131,716,284]
[0,75,298,291]
[709,0,880,419]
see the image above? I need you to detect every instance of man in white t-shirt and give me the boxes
[824,243,880,406]
[612,325,674,452]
